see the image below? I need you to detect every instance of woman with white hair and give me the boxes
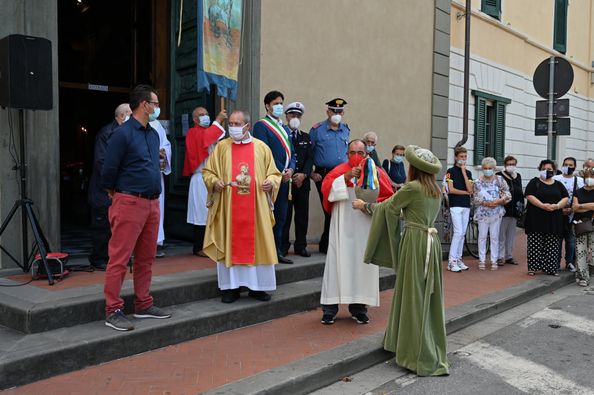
[472,157,511,270]
[362,131,381,166]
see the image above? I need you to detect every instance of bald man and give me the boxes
[88,103,132,270]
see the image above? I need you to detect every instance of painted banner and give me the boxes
[197,0,242,100]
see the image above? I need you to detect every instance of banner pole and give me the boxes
[220,96,225,112]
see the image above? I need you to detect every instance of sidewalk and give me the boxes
[3,232,565,395]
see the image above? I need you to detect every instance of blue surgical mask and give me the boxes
[149,106,160,122]
[366,145,375,153]
[394,155,403,163]
[272,104,284,118]
[199,115,210,128]
[483,169,494,177]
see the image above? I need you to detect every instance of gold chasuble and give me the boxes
[202,138,281,267]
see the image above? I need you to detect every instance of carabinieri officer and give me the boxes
[309,98,350,253]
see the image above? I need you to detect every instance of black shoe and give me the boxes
[221,289,240,303]
[319,246,327,254]
[278,255,293,264]
[352,313,370,324]
[248,290,271,301]
[321,314,335,325]
[156,247,165,258]
[505,258,518,265]
[105,310,134,331]
[91,262,107,271]
[133,305,172,319]
[296,249,311,257]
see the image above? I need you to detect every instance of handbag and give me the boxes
[573,218,594,237]
[516,203,526,228]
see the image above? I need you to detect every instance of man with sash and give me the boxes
[319,139,393,325]
[253,91,296,264]
[203,110,282,303]
[183,106,227,257]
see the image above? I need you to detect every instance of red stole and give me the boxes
[231,142,256,264]
[182,125,222,176]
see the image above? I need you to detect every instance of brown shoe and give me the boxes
[194,250,208,257]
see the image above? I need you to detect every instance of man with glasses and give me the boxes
[310,98,350,253]
[101,85,172,331]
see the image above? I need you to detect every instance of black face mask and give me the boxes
[567,167,575,175]
[542,169,554,179]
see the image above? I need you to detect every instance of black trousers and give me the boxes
[314,176,331,253]
[322,303,367,316]
[281,184,310,255]
[89,206,111,266]
[193,225,205,254]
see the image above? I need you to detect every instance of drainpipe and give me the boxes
[456,0,472,148]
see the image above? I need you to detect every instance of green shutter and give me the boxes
[494,101,506,165]
[553,0,568,53]
[482,0,501,20]
[474,97,487,165]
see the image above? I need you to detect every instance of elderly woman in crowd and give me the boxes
[495,155,524,265]
[472,157,511,271]
[571,167,594,286]
[524,159,569,276]
[362,131,381,167]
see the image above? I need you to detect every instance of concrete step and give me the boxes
[0,255,326,334]
[203,272,574,395]
[0,268,396,390]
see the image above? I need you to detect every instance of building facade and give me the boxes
[448,0,594,181]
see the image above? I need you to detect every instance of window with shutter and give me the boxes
[553,0,568,54]
[481,0,501,20]
[472,91,511,165]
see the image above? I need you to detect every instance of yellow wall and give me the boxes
[259,0,436,239]
[452,0,594,98]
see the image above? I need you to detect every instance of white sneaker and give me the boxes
[448,262,462,272]
[457,260,469,271]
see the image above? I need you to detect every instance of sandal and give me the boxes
[527,271,536,276]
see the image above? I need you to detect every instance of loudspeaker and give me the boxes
[0,34,53,110]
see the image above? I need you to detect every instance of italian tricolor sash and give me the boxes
[231,142,256,264]
[260,116,292,169]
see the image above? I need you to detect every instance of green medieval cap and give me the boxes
[405,145,442,175]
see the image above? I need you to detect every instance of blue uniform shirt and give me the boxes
[309,120,350,169]
[101,117,162,196]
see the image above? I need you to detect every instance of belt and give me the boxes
[115,190,160,200]
[404,222,438,280]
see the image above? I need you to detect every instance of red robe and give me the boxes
[182,124,224,176]
[321,162,394,214]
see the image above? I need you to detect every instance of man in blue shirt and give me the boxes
[101,84,171,331]
[88,103,131,271]
[309,98,350,253]
[253,90,296,264]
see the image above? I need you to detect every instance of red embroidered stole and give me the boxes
[231,142,256,264]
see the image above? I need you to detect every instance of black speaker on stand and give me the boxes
[0,34,55,285]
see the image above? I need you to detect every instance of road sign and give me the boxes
[534,117,570,136]
[535,98,569,118]
[533,57,574,99]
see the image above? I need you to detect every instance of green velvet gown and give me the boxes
[364,180,449,376]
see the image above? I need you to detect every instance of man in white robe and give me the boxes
[149,120,171,257]
[320,139,393,325]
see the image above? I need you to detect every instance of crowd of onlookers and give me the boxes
[442,147,594,287]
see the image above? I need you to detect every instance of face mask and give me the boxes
[540,169,554,179]
[271,104,284,118]
[483,169,494,177]
[394,155,403,163]
[348,154,365,168]
[585,178,594,187]
[123,115,130,123]
[561,166,575,175]
[366,145,375,153]
[199,115,210,128]
[330,114,342,125]
[229,125,246,140]
[148,106,160,122]
[288,118,301,130]
[456,159,466,166]
[505,165,516,174]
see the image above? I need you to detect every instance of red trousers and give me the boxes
[104,193,160,315]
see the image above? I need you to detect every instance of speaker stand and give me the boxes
[0,109,54,285]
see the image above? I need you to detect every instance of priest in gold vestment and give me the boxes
[202,110,282,303]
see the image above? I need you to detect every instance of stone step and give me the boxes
[0,268,396,390]
[0,255,326,334]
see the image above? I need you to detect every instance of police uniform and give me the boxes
[281,102,314,257]
[310,98,350,253]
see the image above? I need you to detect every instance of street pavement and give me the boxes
[315,284,594,394]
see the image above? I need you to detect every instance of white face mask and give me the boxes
[585,178,594,187]
[456,159,466,166]
[229,125,246,140]
[123,115,130,123]
[505,165,516,174]
[330,114,342,125]
[199,115,210,128]
[289,118,301,130]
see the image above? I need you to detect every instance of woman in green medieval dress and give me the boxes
[353,145,448,376]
